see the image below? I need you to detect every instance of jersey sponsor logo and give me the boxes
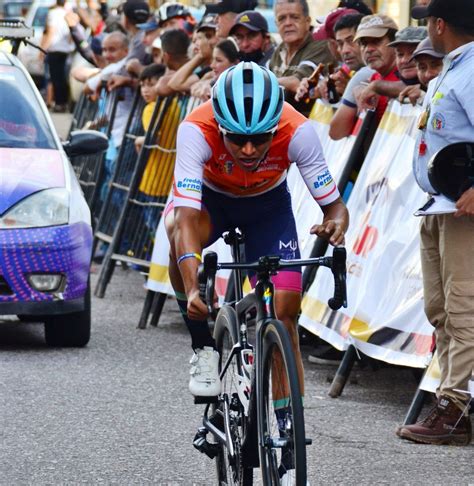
[176,177,202,193]
[279,239,298,252]
[313,169,333,189]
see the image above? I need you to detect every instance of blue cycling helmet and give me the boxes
[212,62,284,135]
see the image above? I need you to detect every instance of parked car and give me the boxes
[0,47,107,347]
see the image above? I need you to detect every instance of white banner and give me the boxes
[300,100,435,369]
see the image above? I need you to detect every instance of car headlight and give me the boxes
[0,188,69,229]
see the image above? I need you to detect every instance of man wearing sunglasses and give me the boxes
[166,62,349,407]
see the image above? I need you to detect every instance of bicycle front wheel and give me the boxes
[213,305,253,485]
[258,319,307,485]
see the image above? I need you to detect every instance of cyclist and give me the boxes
[166,62,349,412]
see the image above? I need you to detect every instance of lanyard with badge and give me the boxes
[417,54,459,156]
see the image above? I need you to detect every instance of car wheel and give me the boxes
[44,283,91,347]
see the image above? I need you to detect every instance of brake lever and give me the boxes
[200,252,218,319]
[327,246,347,310]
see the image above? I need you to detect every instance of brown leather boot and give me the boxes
[397,396,472,446]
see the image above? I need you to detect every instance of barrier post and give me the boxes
[328,345,358,398]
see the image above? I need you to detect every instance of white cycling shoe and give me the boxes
[189,347,221,402]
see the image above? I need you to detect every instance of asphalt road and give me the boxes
[0,113,472,485]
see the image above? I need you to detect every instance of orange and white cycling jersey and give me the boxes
[173,101,340,210]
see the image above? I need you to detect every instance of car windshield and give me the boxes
[0,65,56,149]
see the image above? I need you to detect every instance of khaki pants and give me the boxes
[420,214,474,411]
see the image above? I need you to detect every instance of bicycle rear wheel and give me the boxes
[258,319,307,485]
[213,305,253,485]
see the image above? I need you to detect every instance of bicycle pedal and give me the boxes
[305,438,312,445]
[194,395,219,405]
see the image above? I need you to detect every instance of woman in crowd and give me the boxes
[190,38,240,101]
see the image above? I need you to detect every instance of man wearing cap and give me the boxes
[295,9,360,106]
[398,37,444,105]
[358,25,428,113]
[106,0,150,89]
[270,0,334,117]
[168,14,217,93]
[205,0,257,39]
[396,0,474,447]
[229,10,274,65]
[350,14,399,120]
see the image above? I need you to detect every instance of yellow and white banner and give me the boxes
[300,100,435,369]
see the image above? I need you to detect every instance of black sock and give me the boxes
[176,295,215,350]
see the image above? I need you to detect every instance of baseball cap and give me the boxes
[313,7,359,40]
[353,14,399,41]
[387,26,427,46]
[410,37,444,60]
[412,0,474,29]
[137,16,160,32]
[229,10,268,35]
[196,13,218,32]
[152,37,162,50]
[205,0,257,15]
[119,0,150,24]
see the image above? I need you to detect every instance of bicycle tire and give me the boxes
[213,305,253,486]
[258,319,307,485]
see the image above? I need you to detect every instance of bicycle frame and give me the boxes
[196,229,347,479]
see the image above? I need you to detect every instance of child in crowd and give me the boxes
[134,63,166,153]
[398,37,444,105]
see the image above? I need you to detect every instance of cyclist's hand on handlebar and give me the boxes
[187,288,209,321]
[310,220,345,246]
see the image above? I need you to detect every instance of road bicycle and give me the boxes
[193,229,347,485]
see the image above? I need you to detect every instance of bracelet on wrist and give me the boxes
[177,252,202,265]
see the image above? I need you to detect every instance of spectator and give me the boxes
[328,13,375,140]
[190,38,240,101]
[397,0,474,447]
[167,15,217,94]
[205,0,257,39]
[269,0,334,116]
[134,63,166,154]
[153,28,191,97]
[357,25,427,113]
[229,11,275,65]
[40,0,75,112]
[106,0,150,90]
[352,14,398,120]
[156,2,196,36]
[312,7,359,59]
[398,37,444,105]
[295,9,360,105]
[151,37,163,65]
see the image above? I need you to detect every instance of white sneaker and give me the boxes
[189,347,221,398]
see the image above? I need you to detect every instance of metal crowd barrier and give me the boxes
[69,85,121,215]
[94,94,191,298]
[69,92,99,136]
[92,87,145,257]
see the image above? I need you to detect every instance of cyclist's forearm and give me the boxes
[174,209,202,296]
